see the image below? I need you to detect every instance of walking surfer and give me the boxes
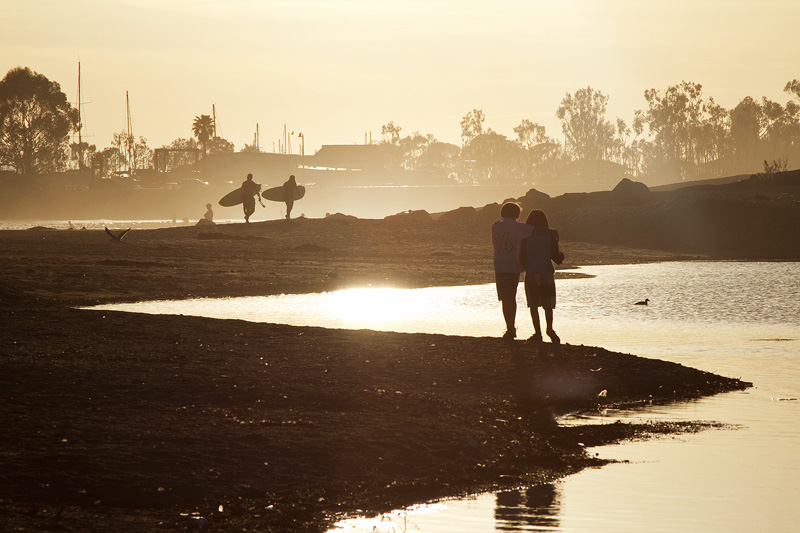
[283,174,299,219]
[241,173,264,223]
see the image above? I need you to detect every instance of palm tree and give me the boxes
[192,114,214,160]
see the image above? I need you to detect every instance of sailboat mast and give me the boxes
[77,62,82,165]
[126,91,135,175]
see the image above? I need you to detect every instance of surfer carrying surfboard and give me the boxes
[260,178,306,218]
[283,175,299,219]
[241,173,264,223]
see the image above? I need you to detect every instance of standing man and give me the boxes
[283,174,299,220]
[241,173,263,223]
[492,201,532,340]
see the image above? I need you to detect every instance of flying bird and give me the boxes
[105,227,131,242]
[635,298,650,305]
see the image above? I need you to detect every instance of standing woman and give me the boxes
[519,209,565,344]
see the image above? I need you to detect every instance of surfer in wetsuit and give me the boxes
[241,173,263,223]
[283,174,299,219]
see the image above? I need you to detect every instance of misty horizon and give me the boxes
[4,1,800,154]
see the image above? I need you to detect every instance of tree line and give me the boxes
[379,81,800,185]
[1,66,798,185]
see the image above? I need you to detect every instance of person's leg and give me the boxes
[530,306,542,336]
[544,307,559,343]
[544,307,553,331]
[497,273,519,339]
[286,200,294,219]
[501,297,516,333]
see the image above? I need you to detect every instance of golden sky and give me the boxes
[3,0,799,154]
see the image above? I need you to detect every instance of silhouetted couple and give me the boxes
[492,202,564,343]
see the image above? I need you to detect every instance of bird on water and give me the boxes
[635,298,650,305]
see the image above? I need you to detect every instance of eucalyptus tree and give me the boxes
[555,86,615,162]
[513,119,562,181]
[460,108,485,146]
[462,130,526,184]
[760,97,800,163]
[513,119,548,150]
[380,121,402,145]
[380,121,403,168]
[0,67,79,176]
[398,131,432,170]
[785,79,800,103]
[729,96,763,171]
[639,81,712,177]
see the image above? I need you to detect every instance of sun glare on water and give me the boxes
[319,288,435,326]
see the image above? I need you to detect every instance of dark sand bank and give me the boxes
[1,177,780,532]
[2,300,747,532]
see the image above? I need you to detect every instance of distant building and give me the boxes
[311,145,387,172]
[161,143,454,188]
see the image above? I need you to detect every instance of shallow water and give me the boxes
[90,262,800,532]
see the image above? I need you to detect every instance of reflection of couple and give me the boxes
[495,484,561,530]
[492,202,564,343]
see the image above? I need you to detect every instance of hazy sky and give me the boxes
[3,0,799,154]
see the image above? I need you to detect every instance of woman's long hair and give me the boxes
[525,209,549,228]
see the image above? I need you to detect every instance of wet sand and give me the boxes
[0,216,750,532]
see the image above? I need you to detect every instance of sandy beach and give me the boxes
[0,196,762,532]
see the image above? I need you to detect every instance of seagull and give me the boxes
[105,227,131,242]
[635,298,650,305]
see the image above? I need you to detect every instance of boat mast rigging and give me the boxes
[126,91,136,175]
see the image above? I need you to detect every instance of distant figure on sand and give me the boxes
[242,173,263,223]
[492,202,533,340]
[283,174,299,219]
[196,203,215,226]
[520,209,564,344]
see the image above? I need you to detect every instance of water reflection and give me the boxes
[495,484,562,531]
[88,262,800,533]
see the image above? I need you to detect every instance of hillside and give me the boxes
[503,170,800,260]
